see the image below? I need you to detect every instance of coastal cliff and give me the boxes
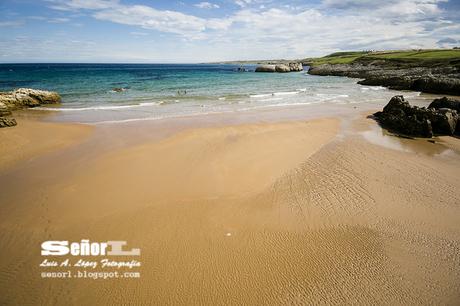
[0,88,61,128]
[306,50,460,95]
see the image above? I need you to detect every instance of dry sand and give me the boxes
[0,113,460,305]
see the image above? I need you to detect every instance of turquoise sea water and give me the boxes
[0,63,411,123]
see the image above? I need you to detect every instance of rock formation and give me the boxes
[428,97,460,112]
[373,95,459,138]
[308,62,460,95]
[0,88,61,128]
[0,101,16,128]
[288,62,303,71]
[255,63,303,73]
[0,102,11,117]
[0,88,61,109]
[275,64,291,73]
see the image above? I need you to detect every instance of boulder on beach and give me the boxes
[0,88,61,110]
[0,101,16,128]
[0,117,17,128]
[0,88,61,128]
[374,95,459,137]
[428,97,460,112]
[0,102,11,117]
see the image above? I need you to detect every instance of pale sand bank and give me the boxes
[0,113,460,305]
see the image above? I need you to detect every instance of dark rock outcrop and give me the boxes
[0,101,15,128]
[308,62,460,95]
[410,76,460,95]
[428,97,460,112]
[256,62,303,73]
[0,88,61,128]
[374,95,459,138]
[0,117,17,128]
[0,102,11,117]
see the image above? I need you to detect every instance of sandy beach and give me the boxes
[0,108,459,305]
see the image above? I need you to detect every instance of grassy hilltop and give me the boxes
[304,49,460,67]
[212,49,460,67]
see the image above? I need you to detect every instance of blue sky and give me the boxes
[0,0,459,62]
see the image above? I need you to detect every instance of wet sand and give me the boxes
[0,116,93,172]
[0,110,460,305]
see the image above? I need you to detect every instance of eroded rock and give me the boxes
[255,63,303,73]
[309,62,460,95]
[374,95,459,137]
[0,102,11,117]
[428,97,460,112]
[275,64,291,73]
[0,88,61,128]
[0,88,61,110]
[0,117,17,128]
[255,65,276,72]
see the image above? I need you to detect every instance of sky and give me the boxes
[0,0,459,63]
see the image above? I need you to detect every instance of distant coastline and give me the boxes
[215,48,460,95]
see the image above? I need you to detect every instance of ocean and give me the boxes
[0,63,419,124]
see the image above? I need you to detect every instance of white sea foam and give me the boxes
[93,99,318,125]
[259,98,283,102]
[94,109,226,124]
[315,94,349,100]
[273,91,298,96]
[360,86,386,92]
[34,102,159,112]
[250,93,273,98]
[250,89,306,99]
[369,86,387,91]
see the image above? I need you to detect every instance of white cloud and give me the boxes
[235,0,252,8]
[194,2,220,9]
[93,5,207,37]
[48,17,71,23]
[0,21,24,27]
[130,31,149,36]
[38,0,458,61]
[45,0,120,11]
[323,0,449,18]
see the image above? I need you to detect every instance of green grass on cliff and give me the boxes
[307,54,364,65]
[306,49,460,66]
[366,49,460,60]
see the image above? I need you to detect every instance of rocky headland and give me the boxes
[0,88,61,128]
[374,95,460,138]
[307,51,460,95]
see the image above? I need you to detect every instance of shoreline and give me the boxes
[25,89,452,125]
[0,88,456,171]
